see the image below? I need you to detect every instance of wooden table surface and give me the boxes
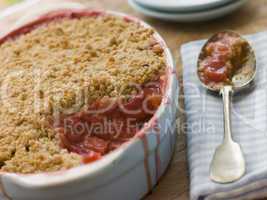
[1,0,267,199]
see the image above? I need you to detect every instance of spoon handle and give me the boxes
[220,86,233,143]
[210,85,246,183]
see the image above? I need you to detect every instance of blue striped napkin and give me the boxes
[181,31,267,200]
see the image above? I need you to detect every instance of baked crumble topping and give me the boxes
[0,14,165,173]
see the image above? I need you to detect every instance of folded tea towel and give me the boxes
[181,31,267,200]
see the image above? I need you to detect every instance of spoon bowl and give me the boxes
[197,31,256,92]
[197,31,256,183]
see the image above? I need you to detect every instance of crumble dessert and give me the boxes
[0,11,166,174]
[198,32,249,90]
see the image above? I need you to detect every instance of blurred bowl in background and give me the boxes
[129,0,248,23]
[134,0,234,12]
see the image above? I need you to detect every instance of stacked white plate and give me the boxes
[128,0,248,22]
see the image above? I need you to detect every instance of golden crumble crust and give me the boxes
[0,15,165,173]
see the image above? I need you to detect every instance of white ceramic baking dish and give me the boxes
[0,3,178,200]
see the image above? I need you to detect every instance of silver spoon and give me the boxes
[197,31,256,183]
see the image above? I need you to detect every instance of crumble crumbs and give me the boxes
[0,15,165,173]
